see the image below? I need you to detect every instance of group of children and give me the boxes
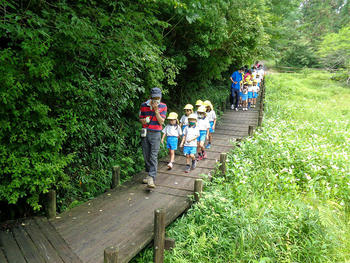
[237,65,264,111]
[161,100,216,173]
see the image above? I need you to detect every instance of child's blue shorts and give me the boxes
[239,91,243,97]
[197,130,207,142]
[181,125,188,132]
[248,91,253,99]
[209,121,215,133]
[254,92,258,98]
[183,146,197,155]
[241,94,248,101]
[166,136,178,150]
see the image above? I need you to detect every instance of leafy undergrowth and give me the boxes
[133,69,350,262]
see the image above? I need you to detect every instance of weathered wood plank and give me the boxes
[34,217,82,263]
[24,219,64,263]
[0,230,26,263]
[12,226,46,263]
[0,249,7,263]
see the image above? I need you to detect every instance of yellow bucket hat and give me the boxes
[184,104,194,110]
[195,100,203,106]
[167,112,178,120]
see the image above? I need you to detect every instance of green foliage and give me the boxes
[133,70,350,262]
[1,0,268,213]
[318,25,350,82]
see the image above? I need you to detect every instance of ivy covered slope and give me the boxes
[134,70,350,263]
[0,0,267,213]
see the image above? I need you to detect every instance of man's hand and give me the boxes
[151,100,159,112]
[234,81,238,84]
[140,118,147,125]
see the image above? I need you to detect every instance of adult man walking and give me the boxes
[139,87,167,188]
[230,67,244,111]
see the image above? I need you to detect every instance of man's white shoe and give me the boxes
[147,176,156,188]
[231,104,234,110]
[235,108,238,111]
[143,176,151,184]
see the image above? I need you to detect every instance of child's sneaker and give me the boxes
[197,154,203,161]
[205,143,211,149]
[167,162,173,170]
[202,151,207,159]
[191,160,197,170]
[235,108,238,111]
[185,164,191,173]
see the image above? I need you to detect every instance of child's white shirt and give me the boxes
[180,115,189,126]
[162,124,182,137]
[197,117,210,131]
[242,87,248,94]
[248,85,253,92]
[252,85,259,92]
[207,111,216,122]
[183,126,200,147]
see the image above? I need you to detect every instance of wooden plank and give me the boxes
[0,249,7,263]
[117,194,191,263]
[12,226,46,263]
[34,217,82,263]
[0,230,26,263]
[24,219,64,263]
[76,190,181,263]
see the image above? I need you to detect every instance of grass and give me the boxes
[132,69,350,263]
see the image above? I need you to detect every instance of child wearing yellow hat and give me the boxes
[203,100,216,149]
[180,114,199,173]
[194,100,203,116]
[241,82,249,111]
[180,104,194,132]
[252,79,259,108]
[196,105,210,160]
[161,112,182,169]
[248,80,254,109]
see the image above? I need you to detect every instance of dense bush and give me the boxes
[0,0,267,213]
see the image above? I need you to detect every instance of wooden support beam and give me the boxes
[258,115,263,127]
[46,190,56,219]
[219,153,227,176]
[111,166,121,189]
[164,237,176,250]
[104,246,119,263]
[222,101,226,112]
[248,125,254,136]
[194,179,203,202]
[154,209,166,263]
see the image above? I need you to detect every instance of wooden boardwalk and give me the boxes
[0,96,263,263]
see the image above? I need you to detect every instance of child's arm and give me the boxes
[161,133,166,144]
[180,135,186,147]
[206,128,209,140]
[213,119,216,130]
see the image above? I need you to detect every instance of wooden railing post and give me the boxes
[258,114,263,127]
[46,190,56,219]
[154,209,166,263]
[219,153,227,176]
[111,166,121,189]
[194,179,203,202]
[248,125,254,136]
[104,247,119,263]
